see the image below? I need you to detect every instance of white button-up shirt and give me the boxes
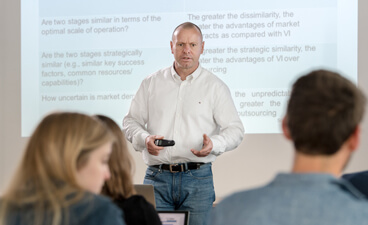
[123,64,244,165]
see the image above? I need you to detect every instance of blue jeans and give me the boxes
[144,163,215,225]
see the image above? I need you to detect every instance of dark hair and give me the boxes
[95,115,136,199]
[286,70,366,155]
[172,22,203,41]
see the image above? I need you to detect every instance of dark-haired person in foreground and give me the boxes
[123,22,244,225]
[210,70,368,225]
[96,115,162,225]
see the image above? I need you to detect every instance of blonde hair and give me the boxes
[97,115,136,199]
[0,112,114,225]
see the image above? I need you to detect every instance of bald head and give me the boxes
[172,22,203,42]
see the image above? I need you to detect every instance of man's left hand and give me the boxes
[191,134,213,157]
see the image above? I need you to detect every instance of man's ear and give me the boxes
[282,116,292,140]
[347,126,361,152]
[170,41,174,54]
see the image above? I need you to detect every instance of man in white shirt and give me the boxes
[123,22,244,225]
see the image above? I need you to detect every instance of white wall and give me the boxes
[1,0,368,200]
[0,0,25,196]
[0,0,4,195]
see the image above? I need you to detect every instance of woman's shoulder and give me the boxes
[125,194,149,202]
[114,195,162,225]
[0,193,126,225]
[115,194,152,208]
[70,193,125,225]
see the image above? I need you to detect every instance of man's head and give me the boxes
[170,22,204,76]
[283,70,366,155]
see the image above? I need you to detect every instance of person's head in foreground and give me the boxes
[0,112,126,225]
[96,115,136,199]
[283,69,366,176]
[209,70,368,225]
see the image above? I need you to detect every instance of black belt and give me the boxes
[152,162,205,173]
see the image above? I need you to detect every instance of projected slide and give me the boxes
[21,0,357,136]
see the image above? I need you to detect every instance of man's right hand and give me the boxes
[145,135,164,156]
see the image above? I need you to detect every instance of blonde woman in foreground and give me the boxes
[0,112,126,225]
[97,115,162,225]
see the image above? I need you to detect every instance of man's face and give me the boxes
[170,27,204,73]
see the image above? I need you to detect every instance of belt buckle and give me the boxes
[169,164,183,173]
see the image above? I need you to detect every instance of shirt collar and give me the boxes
[170,63,202,83]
